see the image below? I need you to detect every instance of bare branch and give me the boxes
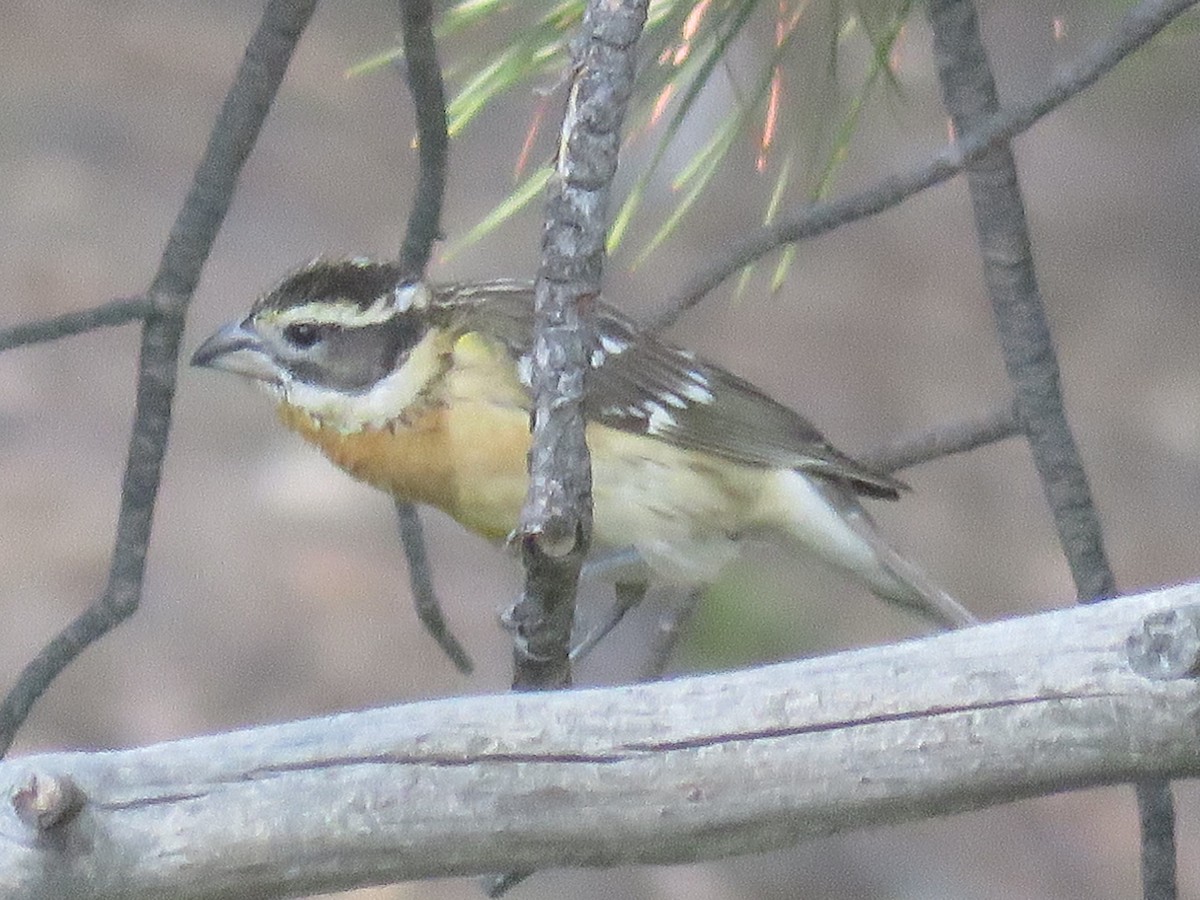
[929,0,1116,599]
[638,587,703,680]
[0,0,319,758]
[396,0,448,277]
[926,0,1171,895]
[511,0,648,690]
[393,500,472,674]
[1,583,1198,899]
[388,0,470,673]
[1139,778,1179,900]
[0,296,151,352]
[859,402,1020,475]
[652,0,1197,329]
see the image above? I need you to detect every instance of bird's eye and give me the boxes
[283,322,322,348]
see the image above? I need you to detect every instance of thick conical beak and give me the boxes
[190,321,279,383]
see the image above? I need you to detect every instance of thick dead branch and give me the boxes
[2,582,1199,899]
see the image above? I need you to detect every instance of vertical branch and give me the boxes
[928,0,1115,601]
[397,0,448,277]
[925,2,1174,898]
[0,0,319,758]
[509,0,649,691]
[394,500,472,673]
[391,0,473,673]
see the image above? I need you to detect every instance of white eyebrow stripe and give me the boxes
[264,297,395,328]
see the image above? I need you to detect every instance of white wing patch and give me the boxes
[392,281,431,313]
[599,333,627,356]
[680,375,713,404]
[643,401,676,435]
[516,353,535,388]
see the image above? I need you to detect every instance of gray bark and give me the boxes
[2,582,1199,899]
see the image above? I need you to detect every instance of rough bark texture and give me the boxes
[2,584,1199,899]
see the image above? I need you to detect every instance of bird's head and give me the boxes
[191,259,446,431]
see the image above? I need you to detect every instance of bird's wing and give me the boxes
[435,281,904,500]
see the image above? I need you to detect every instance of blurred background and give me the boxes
[2,1,1200,897]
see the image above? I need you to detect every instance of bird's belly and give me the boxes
[589,425,760,584]
[440,401,531,540]
[280,399,764,583]
[444,412,762,565]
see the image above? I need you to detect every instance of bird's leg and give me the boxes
[569,580,649,662]
[640,586,705,680]
[564,547,651,662]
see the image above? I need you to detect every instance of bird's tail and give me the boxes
[840,502,976,628]
[760,469,976,630]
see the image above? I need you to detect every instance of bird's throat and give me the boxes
[276,398,531,543]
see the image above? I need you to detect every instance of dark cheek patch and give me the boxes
[380,313,424,374]
[285,314,426,393]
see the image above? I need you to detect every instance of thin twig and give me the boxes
[1138,779,1178,900]
[859,402,1020,475]
[926,1,1173,898]
[0,296,151,352]
[390,0,470,672]
[394,501,472,674]
[510,0,649,692]
[396,0,449,277]
[0,0,319,758]
[651,0,1198,330]
[927,0,1117,638]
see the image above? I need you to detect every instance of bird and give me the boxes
[191,258,974,638]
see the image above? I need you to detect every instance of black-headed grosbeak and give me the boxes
[192,259,972,630]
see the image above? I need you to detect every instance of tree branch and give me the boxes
[651,0,1197,329]
[511,0,648,690]
[859,401,1019,475]
[1,583,1198,899]
[389,0,473,673]
[926,0,1171,896]
[396,0,448,277]
[393,500,472,673]
[0,296,151,352]
[0,0,318,758]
